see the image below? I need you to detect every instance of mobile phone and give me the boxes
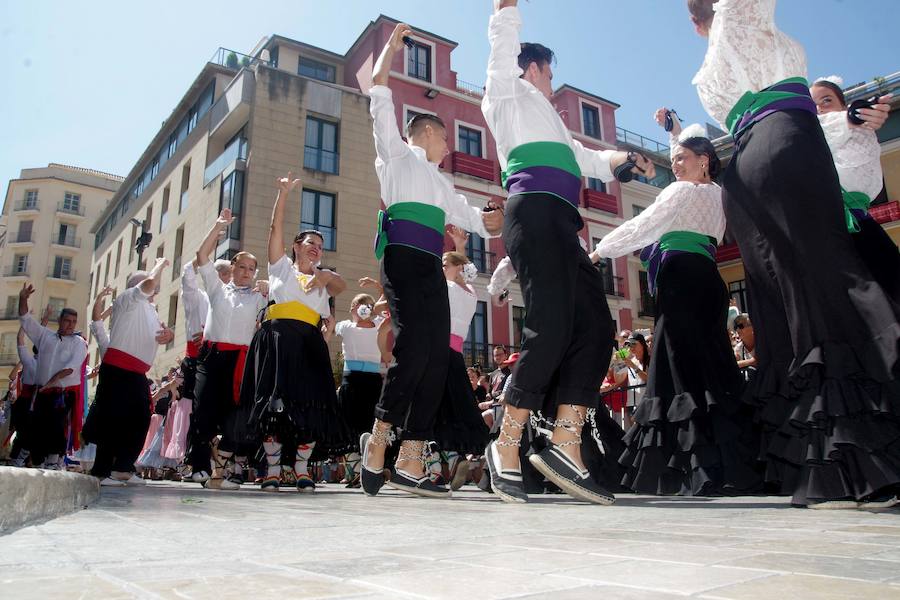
[664,109,676,132]
[402,36,415,49]
[499,289,510,302]
[848,96,879,125]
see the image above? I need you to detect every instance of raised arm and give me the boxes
[140,257,169,296]
[92,286,114,322]
[269,173,302,265]
[198,208,233,266]
[373,22,410,88]
[370,24,414,162]
[485,1,525,100]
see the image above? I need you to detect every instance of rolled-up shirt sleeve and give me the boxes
[572,140,615,182]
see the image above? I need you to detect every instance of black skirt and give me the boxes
[619,253,762,496]
[852,215,900,305]
[337,370,383,444]
[723,109,900,504]
[82,364,151,448]
[581,404,629,492]
[431,349,490,455]
[239,318,353,456]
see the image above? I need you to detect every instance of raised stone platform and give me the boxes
[0,467,99,534]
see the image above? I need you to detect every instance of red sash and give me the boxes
[102,348,152,374]
[185,339,203,359]
[206,342,249,405]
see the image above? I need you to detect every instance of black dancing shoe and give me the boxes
[360,432,386,497]
[529,443,615,505]
[485,441,528,504]
[386,469,451,499]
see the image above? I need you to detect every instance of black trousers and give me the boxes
[29,390,75,460]
[86,364,151,478]
[375,245,450,440]
[9,387,34,459]
[503,193,614,411]
[188,345,244,470]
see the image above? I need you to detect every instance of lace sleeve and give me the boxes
[820,112,883,199]
[595,184,684,258]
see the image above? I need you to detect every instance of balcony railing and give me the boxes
[451,151,497,182]
[11,230,33,243]
[14,200,39,211]
[602,274,625,298]
[638,293,655,318]
[53,234,81,248]
[870,200,900,224]
[4,266,29,277]
[616,126,670,156]
[0,351,18,366]
[57,201,85,216]
[456,79,485,99]
[1,308,19,320]
[204,137,248,185]
[208,47,271,70]
[582,189,618,213]
[48,267,76,281]
[716,243,742,263]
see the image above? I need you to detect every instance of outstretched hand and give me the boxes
[389,23,413,53]
[277,172,302,196]
[855,94,893,131]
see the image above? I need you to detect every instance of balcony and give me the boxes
[0,351,18,366]
[208,68,255,144]
[583,188,618,213]
[52,233,81,249]
[3,266,29,278]
[870,200,900,224]
[616,126,670,157]
[716,243,742,264]
[1,308,19,320]
[451,152,497,183]
[57,201,85,217]
[602,274,625,298]
[208,47,271,71]
[638,293,655,318]
[456,79,484,100]
[47,267,76,282]
[204,136,247,185]
[9,230,33,245]
[13,200,39,212]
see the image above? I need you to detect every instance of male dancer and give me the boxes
[361,22,503,498]
[482,0,655,504]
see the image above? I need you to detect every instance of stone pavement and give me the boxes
[1,481,899,599]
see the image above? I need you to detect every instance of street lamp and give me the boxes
[130,218,152,270]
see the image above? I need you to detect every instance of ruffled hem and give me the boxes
[758,342,900,504]
[619,390,763,496]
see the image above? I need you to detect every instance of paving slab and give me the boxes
[1,481,899,599]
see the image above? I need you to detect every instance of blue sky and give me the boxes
[2,0,898,198]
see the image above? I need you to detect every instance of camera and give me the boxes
[847,96,879,125]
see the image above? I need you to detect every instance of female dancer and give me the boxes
[810,77,899,303]
[241,173,352,492]
[592,123,758,495]
[688,0,899,508]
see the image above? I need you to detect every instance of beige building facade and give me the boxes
[0,164,121,380]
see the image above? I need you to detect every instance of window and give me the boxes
[114,239,123,277]
[53,256,72,279]
[729,280,748,313]
[63,192,81,213]
[582,104,601,139]
[150,158,160,179]
[188,107,199,133]
[639,271,655,317]
[458,125,483,157]
[512,305,526,350]
[270,45,279,68]
[14,254,28,274]
[298,57,336,83]
[220,171,244,242]
[103,252,111,285]
[16,220,33,243]
[633,204,645,217]
[592,236,617,296]
[160,191,169,233]
[57,223,76,246]
[48,297,66,321]
[587,178,606,193]
[407,40,431,81]
[304,117,339,174]
[180,163,191,212]
[464,301,489,367]
[466,233,487,273]
[1,333,16,364]
[24,190,38,208]
[129,223,138,265]
[301,189,336,251]
[166,294,178,351]
[156,244,165,260]
[173,227,184,281]
[6,296,18,318]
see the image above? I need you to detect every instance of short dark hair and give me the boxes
[812,80,847,108]
[687,0,717,25]
[406,113,445,138]
[292,229,325,261]
[678,136,722,180]
[493,345,508,355]
[518,43,555,74]
[59,308,78,321]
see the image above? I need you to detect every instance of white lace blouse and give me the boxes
[594,181,725,258]
[693,0,807,129]
[819,111,883,200]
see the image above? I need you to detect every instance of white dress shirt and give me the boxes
[181,262,209,340]
[819,111,883,200]
[335,318,384,364]
[17,344,37,386]
[482,6,615,182]
[89,321,110,357]
[369,85,491,238]
[595,181,726,258]
[108,286,162,367]
[198,261,266,346]
[693,0,807,129]
[448,281,477,341]
[19,314,87,388]
[268,255,332,318]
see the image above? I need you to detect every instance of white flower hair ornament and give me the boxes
[815,75,844,86]
[462,262,479,283]
[356,304,373,320]
[677,123,710,142]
